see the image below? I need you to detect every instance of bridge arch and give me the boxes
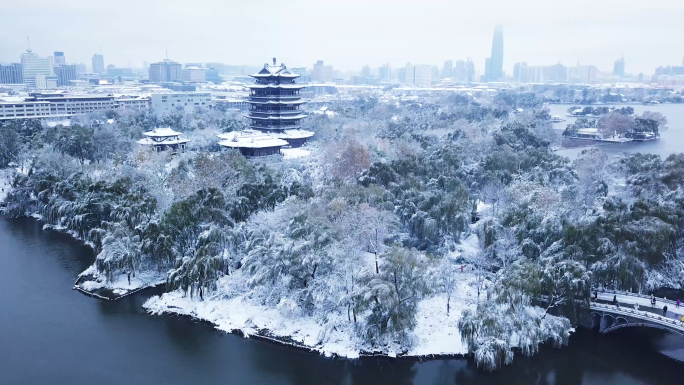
[602,322,684,337]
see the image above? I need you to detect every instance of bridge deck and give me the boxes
[590,302,684,334]
[596,290,684,318]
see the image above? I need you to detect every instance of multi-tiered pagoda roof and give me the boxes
[218,59,314,156]
[246,59,313,145]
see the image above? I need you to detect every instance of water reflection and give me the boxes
[1,216,683,385]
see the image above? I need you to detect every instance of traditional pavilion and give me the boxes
[217,130,288,157]
[218,58,314,156]
[137,127,189,153]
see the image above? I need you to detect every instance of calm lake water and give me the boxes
[547,103,684,159]
[1,216,684,384]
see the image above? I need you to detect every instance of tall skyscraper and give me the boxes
[488,25,504,81]
[0,63,24,84]
[453,60,466,81]
[53,52,66,66]
[613,57,625,77]
[92,53,105,74]
[149,59,182,82]
[378,63,391,81]
[55,64,77,86]
[442,60,453,78]
[21,50,53,89]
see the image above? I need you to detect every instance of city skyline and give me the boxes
[1,0,683,75]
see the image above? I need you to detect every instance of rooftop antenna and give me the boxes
[166,47,169,60]
[273,57,276,65]
[26,37,31,52]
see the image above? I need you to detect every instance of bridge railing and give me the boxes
[590,303,684,331]
[594,287,679,306]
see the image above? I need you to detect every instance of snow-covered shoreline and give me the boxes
[144,275,480,359]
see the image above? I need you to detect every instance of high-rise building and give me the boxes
[414,65,433,86]
[206,67,222,83]
[311,60,333,83]
[21,50,53,89]
[484,58,492,82]
[453,60,466,81]
[404,63,415,84]
[53,52,66,66]
[397,67,406,83]
[92,54,105,74]
[442,60,453,78]
[378,63,391,81]
[361,65,371,78]
[568,63,597,84]
[513,62,529,83]
[0,64,24,84]
[149,59,182,82]
[548,63,567,83]
[613,57,625,77]
[55,64,77,86]
[488,25,504,81]
[466,58,475,82]
[432,66,440,81]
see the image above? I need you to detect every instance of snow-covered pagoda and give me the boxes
[219,59,313,156]
[137,127,189,153]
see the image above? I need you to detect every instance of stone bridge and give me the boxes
[586,289,684,336]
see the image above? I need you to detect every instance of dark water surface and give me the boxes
[1,216,683,385]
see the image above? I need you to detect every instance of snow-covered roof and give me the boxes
[576,128,600,134]
[137,137,189,145]
[142,127,183,137]
[250,62,300,79]
[246,99,306,105]
[249,84,305,90]
[271,129,315,140]
[217,130,289,149]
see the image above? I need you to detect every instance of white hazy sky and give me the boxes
[1,0,682,75]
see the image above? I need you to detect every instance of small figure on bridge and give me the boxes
[663,305,668,317]
[127,272,131,286]
[613,295,617,305]
[680,315,684,325]
[651,295,656,307]
[677,299,681,308]
[593,291,598,301]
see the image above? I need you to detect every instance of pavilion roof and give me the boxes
[217,130,289,149]
[142,127,184,137]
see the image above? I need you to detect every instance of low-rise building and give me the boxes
[116,96,150,110]
[150,92,212,114]
[0,100,52,120]
[137,127,189,152]
[214,98,249,111]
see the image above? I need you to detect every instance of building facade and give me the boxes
[53,52,66,66]
[311,60,333,83]
[442,60,453,78]
[488,25,504,81]
[413,65,433,86]
[21,50,53,89]
[149,59,182,83]
[0,64,23,84]
[150,92,212,114]
[613,57,625,77]
[55,64,77,86]
[137,127,188,153]
[378,63,391,82]
[182,67,206,83]
[453,60,466,82]
[92,54,105,74]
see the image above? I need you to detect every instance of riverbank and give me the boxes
[144,275,478,359]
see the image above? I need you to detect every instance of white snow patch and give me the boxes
[282,148,311,160]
